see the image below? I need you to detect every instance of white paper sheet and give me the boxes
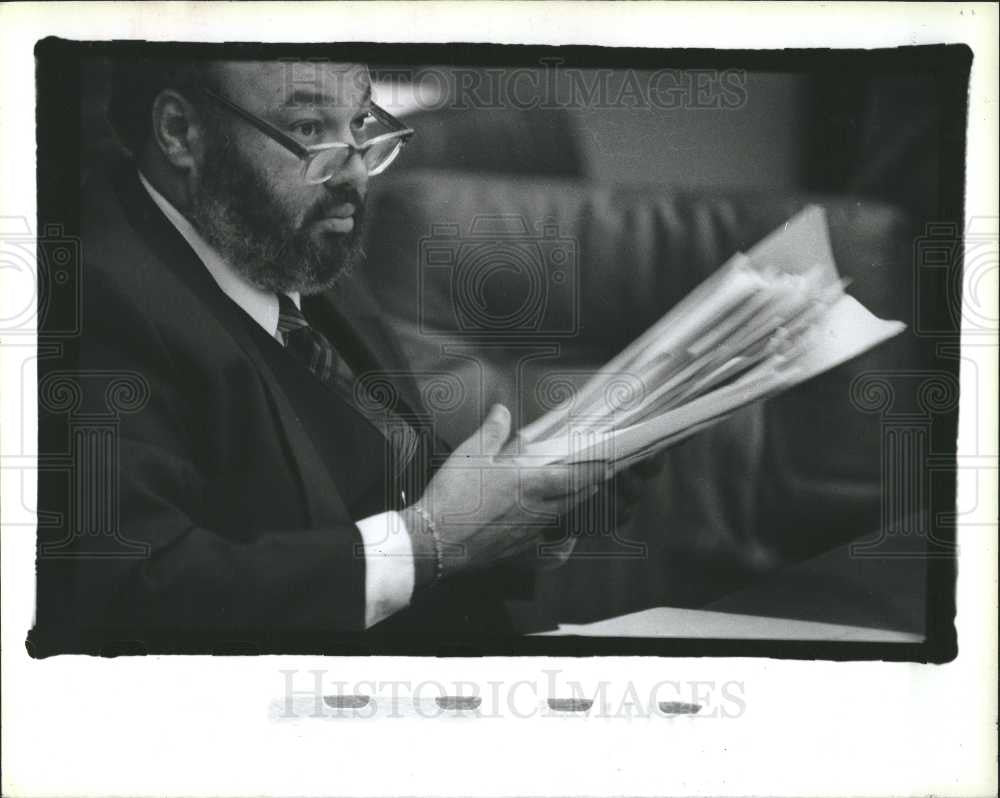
[508,206,905,468]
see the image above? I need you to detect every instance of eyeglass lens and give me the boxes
[304,137,404,184]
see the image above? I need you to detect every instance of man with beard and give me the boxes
[30,57,611,654]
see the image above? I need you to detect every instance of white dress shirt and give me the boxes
[138,171,414,628]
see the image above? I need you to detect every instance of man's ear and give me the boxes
[150,89,206,172]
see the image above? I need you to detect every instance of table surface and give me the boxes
[533,532,928,641]
[534,606,923,641]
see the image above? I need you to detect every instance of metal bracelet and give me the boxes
[411,501,444,585]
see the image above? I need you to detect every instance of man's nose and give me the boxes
[325,148,368,198]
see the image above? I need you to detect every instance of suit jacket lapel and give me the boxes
[110,166,348,527]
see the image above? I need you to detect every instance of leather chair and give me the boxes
[344,169,923,624]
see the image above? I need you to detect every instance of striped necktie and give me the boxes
[276,294,420,482]
[277,293,356,389]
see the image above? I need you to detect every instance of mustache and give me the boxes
[304,186,366,227]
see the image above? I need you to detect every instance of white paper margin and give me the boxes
[1,3,996,797]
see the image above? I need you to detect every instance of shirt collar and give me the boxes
[137,170,300,339]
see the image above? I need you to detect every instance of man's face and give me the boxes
[188,61,371,295]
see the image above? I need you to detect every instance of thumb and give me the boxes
[455,403,511,458]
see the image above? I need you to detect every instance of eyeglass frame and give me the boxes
[198,87,415,181]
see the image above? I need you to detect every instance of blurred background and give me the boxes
[74,49,967,637]
[82,58,951,218]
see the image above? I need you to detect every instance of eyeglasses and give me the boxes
[200,88,415,184]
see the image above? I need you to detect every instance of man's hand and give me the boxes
[402,404,610,583]
[509,451,669,573]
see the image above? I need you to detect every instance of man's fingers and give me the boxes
[550,483,602,514]
[481,404,512,457]
[552,460,611,495]
[519,460,611,501]
[497,529,548,559]
[571,459,613,489]
[452,403,511,458]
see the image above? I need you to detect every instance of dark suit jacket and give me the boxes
[29,164,519,656]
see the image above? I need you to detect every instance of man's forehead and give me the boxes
[210,61,371,109]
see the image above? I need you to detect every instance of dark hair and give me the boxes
[107,57,212,157]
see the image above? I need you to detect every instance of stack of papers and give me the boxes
[509,206,905,471]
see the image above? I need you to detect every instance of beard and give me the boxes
[187,134,365,295]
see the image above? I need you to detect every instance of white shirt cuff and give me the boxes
[355,511,415,628]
